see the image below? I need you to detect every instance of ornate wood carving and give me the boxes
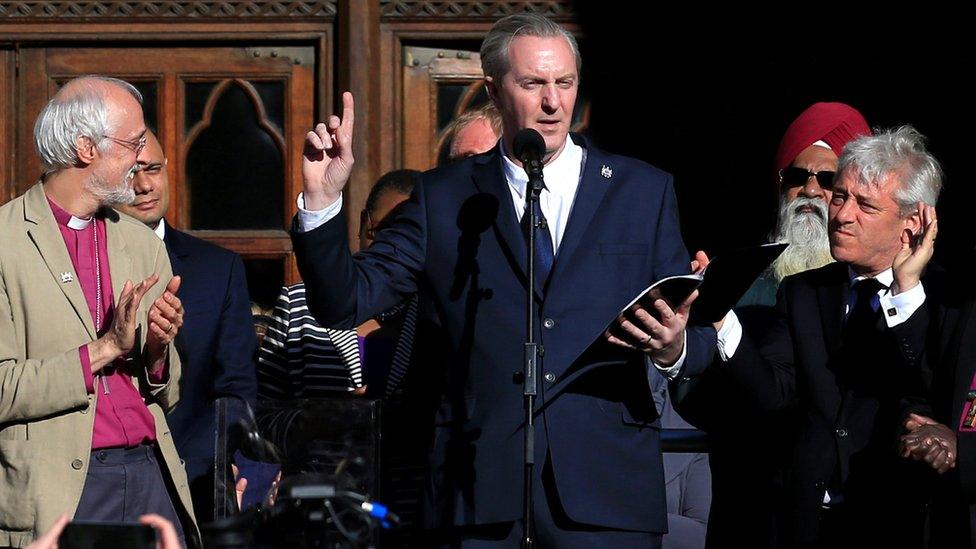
[0,1,337,19]
[380,0,573,20]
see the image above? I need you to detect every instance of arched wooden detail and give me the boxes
[182,77,287,230]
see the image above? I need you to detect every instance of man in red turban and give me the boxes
[742,102,872,305]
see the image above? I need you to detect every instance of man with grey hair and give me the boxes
[674,102,872,548]
[690,125,941,548]
[291,11,714,548]
[0,76,197,546]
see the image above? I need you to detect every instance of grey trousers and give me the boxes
[74,445,186,546]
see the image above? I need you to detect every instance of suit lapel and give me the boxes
[162,224,188,358]
[818,263,849,355]
[471,136,606,302]
[23,184,97,340]
[163,222,187,276]
[104,210,132,307]
[470,148,543,302]
[548,136,610,288]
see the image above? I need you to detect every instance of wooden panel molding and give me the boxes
[0,1,337,19]
[379,0,573,20]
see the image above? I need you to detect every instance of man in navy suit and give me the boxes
[117,131,258,522]
[291,14,714,547]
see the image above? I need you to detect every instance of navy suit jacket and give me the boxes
[164,223,258,484]
[292,136,715,532]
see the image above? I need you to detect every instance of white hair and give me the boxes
[837,125,943,217]
[33,76,143,175]
[770,195,833,282]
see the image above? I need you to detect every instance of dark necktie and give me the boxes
[847,278,885,334]
[828,277,886,503]
[521,190,554,286]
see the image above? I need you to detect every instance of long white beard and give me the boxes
[86,164,138,206]
[770,196,833,282]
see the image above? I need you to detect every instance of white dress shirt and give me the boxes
[153,220,166,240]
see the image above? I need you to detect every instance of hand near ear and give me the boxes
[892,203,937,295]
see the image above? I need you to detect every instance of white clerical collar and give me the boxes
[500,137,583,199]
[848,266,893,289]
[67,215,92,230]
[154,221,166,240]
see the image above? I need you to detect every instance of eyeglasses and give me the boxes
[102,133,147,154]
[779,166,835,189]
[361,210,391,240]
[360,201,408,241]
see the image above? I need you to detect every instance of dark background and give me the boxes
[575,7,973,268]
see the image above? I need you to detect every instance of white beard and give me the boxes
[770,195,833,282]
[86,164,138,206]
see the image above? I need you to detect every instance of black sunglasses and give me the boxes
[779,166,835,189]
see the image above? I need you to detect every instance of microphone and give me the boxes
[513,128,546,192]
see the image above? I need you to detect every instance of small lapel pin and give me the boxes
[601,165,613,179]
[60,271,73,283]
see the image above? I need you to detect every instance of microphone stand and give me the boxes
[521,155,545,549]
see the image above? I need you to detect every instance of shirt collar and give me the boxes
[848,266,893,289]
[154,220,166,240]
[47,197,93,230]
[500,136,583,198]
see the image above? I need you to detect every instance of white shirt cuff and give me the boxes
[880,282,926,328]
[650,331,687,381]
[716,310,743,361]
[296,192,343,233]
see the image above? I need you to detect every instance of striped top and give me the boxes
[257,283,417,400]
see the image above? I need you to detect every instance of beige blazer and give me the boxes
[0,183,198,547]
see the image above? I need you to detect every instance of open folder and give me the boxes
[611,243,789,327]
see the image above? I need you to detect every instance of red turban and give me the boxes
[774,102,871,192]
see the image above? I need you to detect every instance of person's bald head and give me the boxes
[446,103,502,161]
[116,130,170,228]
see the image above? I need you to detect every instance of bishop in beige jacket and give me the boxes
[0,76,197,547]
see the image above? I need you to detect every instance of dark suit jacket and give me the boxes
[707,262,930,547]
[292,136,715,532]
[674,303,792,549]
[917,270,976,547]
[163,223,258,490]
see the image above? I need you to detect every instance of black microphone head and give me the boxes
[513,128,545,162]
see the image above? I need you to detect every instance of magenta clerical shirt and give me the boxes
[48,197,160,449]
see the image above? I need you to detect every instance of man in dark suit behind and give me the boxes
[683,126,941,548]
[895,257,976,548]
[117,131,258,522]
[290,13,715,548]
